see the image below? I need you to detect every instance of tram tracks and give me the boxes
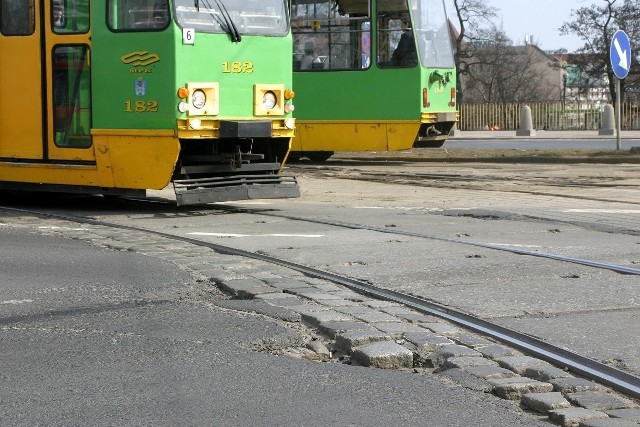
[1,202,640,403]
[289,163,640,206]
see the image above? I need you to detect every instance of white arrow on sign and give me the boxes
[614,38,629,71]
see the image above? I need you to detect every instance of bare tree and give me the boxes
[450,0,497,103]
[560,0,640,103]
[462,27,562,104]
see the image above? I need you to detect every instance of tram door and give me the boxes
[45,0,93,161]
[0,0,92,161]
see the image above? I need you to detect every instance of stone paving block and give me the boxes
[306,340,331,358]
[264,279,311,290]
[420,322,462,336]
[335,330,393,352]
[379,308,440,322]
[488,377,554,400]
[334,306,381,315]
[403,331,453,353]
[301,310,353,326]
[394,313,442,323]
[525,366,574,381]
[256,297,306,307]
[317,321,377,338]
[282,287,322,296]
[495,355,552,375]
[437,368,493,393]
[297,292,345,301]
[246,271,281,280]
[548,407,608,427]
[440,356,499,370]
[363,300,402,308]
[330,290,369,301]
[431,344,483,367]
[213,300,301,323]
[373,322,428,335]
[353,312,401,323]
[316,299,361,307]
[579,418,640,427]
[252,292,291,300]
[217,278,276,298]
[453,335,494,348]
[564,392,636,412]
[376,306,416,316]
[286,304,327,315]
[465,365,519,380]
[311,283,345,292]
[521,392,571,413]
[550,377,603,393]
[607,408,640,422]
[352,341,414,369]
[478,344,522,360]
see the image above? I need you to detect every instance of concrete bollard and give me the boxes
[598,104,616,136]
[516,105,536,136]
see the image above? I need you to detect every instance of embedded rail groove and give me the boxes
[2,204,640,400]
[217,206,640,276]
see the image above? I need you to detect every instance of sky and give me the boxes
[444,0,588,52]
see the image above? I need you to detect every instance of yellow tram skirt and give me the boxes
[292,121,419,153]
[0,130,180,191]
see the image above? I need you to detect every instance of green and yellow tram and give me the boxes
[290,0,457,161]
[0,0,299,205]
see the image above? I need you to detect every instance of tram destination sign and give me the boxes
[610,30,632,79]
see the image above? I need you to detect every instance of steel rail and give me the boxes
[2,204,639,399]
[236,210,640,276]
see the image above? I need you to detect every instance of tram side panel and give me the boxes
[0,13,43,160]
[91,19,180,190]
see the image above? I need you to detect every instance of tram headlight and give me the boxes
[192,90,207,109]
[180,82,219,116]
[262,91,277,110]
[254,84,285,116]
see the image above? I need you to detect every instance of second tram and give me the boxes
[0,0,299,205]
[290,0,457,161]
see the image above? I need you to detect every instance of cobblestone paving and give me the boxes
[8,213,640,427]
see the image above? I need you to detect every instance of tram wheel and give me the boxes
[413,140,446,148]
[306,151,334,162]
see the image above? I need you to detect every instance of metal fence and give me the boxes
[458,102,640,131]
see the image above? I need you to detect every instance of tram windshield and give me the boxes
[377,0,454,69]
[174,0,289,36]
[413,0,454,68]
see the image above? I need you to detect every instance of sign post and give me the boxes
[609,30,631,151]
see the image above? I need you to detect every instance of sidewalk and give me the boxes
[450,129,640,140]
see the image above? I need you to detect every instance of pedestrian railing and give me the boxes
[458,102,640,131]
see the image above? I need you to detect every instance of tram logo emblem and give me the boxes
[121,51,160,67]
[134,77,147,96]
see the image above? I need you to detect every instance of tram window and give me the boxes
[0,0,35,36]
[291,0,370,71]
[52,45,92,148]
[51,0,89,33]
[377,8,417,68]
[108,0,170,31]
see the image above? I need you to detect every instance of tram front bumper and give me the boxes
[172,174,300,206]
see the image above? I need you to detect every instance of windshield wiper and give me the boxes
[212,0,241,42]
[198,0,241,42]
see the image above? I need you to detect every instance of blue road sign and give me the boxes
[610,30,631,79]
